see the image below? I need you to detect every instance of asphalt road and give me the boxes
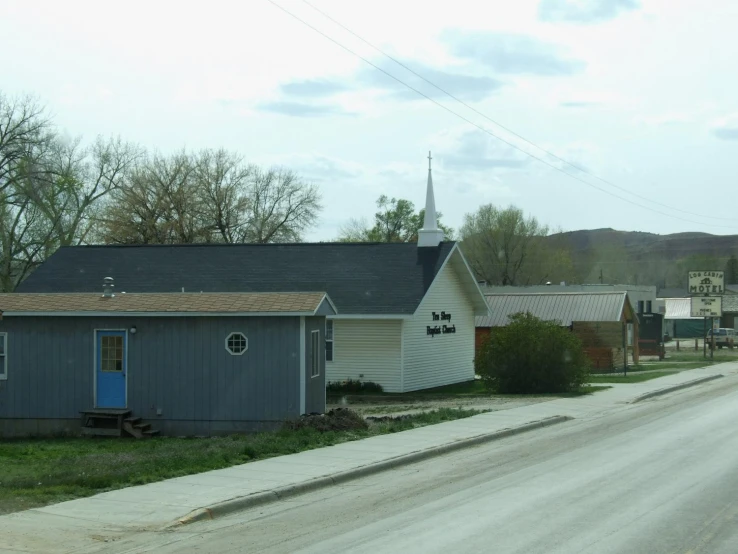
[108,378,738,554]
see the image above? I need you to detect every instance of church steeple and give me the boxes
[417,151,445,248]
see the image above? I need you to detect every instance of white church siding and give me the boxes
[325,319,404,393]
[401,252,476,392]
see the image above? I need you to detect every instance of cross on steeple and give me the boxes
[428,151,432,171]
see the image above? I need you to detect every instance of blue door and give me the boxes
[96,331,127,408]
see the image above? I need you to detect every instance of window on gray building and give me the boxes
[311,330,320,378]
[646,300,652,313]
[0,333,6,380]
[637,301,644,313]
[226,332,248,355]
[325,320,334,362]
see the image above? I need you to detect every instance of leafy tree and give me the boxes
[725,254,738,284]
[461,204,561,285]
[337,195,453,243]
[475,312,590,394]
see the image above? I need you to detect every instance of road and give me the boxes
[100,378,738,554]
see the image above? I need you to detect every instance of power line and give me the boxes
[266,0,738,230]
[300,0,733,223]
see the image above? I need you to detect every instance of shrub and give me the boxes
[476,312,590,394]
[326,379,384,394]
[282,408,369,432]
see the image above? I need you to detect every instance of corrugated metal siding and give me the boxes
[723,296,738,313]
[0,316,305,429]
[664,298,701,319]
[304,316,326,414]
[324,320,402,393]
[402,259,475,392]
[477,293,627,328]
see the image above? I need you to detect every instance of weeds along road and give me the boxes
[103,376,738,554]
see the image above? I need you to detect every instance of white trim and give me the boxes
[411,245,456,317]
[93,329,128,409]
[299,317,306,415]
[0,332,7,381]
[225,332,249,356]
[1,310,322,317]
[310,330,321,378]
[329,314,412,320]
[412,244,489,318]
[325,319,334,362]
[314,293,338,315]
[453,243,492,316]
[399,320,405,392]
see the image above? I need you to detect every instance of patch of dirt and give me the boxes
[329,396,555,419]
[283,408,369,432]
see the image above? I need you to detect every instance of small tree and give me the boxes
[726,254,738,284]
[336,195,453,242]
[476,312,589,394]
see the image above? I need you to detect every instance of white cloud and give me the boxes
[711,113,738,141]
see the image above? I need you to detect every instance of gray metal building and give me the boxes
[0,290,335,437]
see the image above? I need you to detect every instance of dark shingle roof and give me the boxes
[16,242,457,315]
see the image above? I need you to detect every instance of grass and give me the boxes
[588,371,679,384]
[664,349,738,363]
[626,362,712,372]
[0,408,481,515]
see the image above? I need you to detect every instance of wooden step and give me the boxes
[124,417,142,426]
[143,429,160,437]
[134,423,152,432]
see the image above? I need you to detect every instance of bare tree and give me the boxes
[194,149,253,243]
[23,135,142,247]
[241,167,321,243]
[0,93,50,195]
[101,151,201,244]
[337,217,371,242]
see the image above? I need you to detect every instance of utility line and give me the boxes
[266,0,738,230]
[300,0,731,222]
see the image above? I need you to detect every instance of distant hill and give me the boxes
[544,228,738,287]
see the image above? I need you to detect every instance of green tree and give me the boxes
[475,312,590,394]
[725,254,738,284]
[460,204,564,285]
[337,195,453,243]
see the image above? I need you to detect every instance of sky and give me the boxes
[2,0,738,242]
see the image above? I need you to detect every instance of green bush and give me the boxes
[476,312,590,394]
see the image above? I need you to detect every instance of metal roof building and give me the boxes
[663,298,700,320]
[477,292,631,328]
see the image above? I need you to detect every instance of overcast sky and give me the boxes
[3,0,738,241]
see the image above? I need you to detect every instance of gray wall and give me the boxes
[0,315,326,436]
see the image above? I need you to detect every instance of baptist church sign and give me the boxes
[427,311,457,337]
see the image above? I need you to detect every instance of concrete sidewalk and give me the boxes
[3,363,737,554]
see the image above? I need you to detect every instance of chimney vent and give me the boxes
[102,277,115,298]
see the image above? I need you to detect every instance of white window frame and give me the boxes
[225,332,248,356]
[325,320,334,362]
[311,330,320,378]
[0,332,6,381]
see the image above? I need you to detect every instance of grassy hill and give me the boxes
[545,229,738,287]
